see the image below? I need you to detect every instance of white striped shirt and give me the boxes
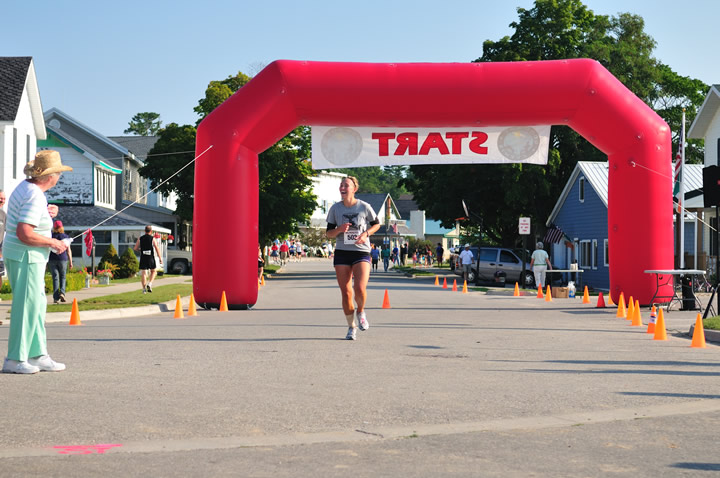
[2,180,52,263]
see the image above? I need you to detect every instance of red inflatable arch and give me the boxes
[194,59,672,308]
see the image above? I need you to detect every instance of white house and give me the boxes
[0,57,46,195]
[688,84,720,274]
[306,170,346,228]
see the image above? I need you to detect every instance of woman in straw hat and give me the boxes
[2,150,72,374]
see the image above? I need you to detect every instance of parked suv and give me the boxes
[452,246,534,287]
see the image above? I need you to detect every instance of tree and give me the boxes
[329,165,411,197]
[139,71,317,240]
[404,0,708,247]
[139,123,197,220]
[124,112,162,136]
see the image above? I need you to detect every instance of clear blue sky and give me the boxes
[4,0,718,136]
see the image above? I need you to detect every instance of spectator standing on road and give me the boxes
[270,242,279,264]
[400,242,408,266]
[48,220,72,304]
[530,241,552,289]
[458,244,475,284]
[279,241,289,265]
[381,244,390,272]
[436,242,444,267]
[3,150,71,374]
[370,244,380,272]
[392,244,399,267]
[258,244,265,284]
[134,225,162,294]
[325,176,380,340]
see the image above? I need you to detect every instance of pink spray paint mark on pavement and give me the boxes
[53,444,122,455]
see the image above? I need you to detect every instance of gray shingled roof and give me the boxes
[0,57,31,122]
[108,136,159,160]
[54,205,155,230]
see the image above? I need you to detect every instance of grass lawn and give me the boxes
[46,283,194,312]
[703,317,720,330]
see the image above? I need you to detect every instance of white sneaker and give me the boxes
[357,311,369,331]
[3,358,40,374]
[28,355,66,372]
[345,327,357,340]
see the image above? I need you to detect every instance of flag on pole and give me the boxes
[672,146,683,214]
[543,224,565,244]
[673,110,686,215]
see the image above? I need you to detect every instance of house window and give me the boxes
[95,168,115,208]
[26,135,30,163]
[118,230,142,257]
[13,128,17,179]
[604,239,609,267]
[579,240,592,268]
[592,239,598,269]
[579,177,585,202]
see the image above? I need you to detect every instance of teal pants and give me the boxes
[6,257,47,361]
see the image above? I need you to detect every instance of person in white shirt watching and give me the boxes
[458,244,475,284]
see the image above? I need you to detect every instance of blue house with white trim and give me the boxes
[546,161,703,292]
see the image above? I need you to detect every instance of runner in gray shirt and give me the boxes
[326,176,380,340]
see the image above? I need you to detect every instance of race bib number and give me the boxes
[344,230,361,244]
[143,250,152,255]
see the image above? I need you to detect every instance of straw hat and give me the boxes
[24,150,72,178]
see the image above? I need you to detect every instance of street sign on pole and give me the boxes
[519,217,531,235]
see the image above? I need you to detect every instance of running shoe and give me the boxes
[146,284,152,293]
[357,311,369,331]
[28,355,66,372]
[3,358,40,374]
[345,327,357,340]
[59,294,66,303]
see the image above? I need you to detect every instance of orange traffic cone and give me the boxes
[261,275,265,286]
[435,275,439,286]
[545,285,553,302]
[626,296,634,321]
[582,286,591,304]
[513,282,520,297]
[596,292,606,308]
[646,306,657,334]
[537,285,544,298]
[442,277,448,289]
[69,298,82,326]
[691,313,707,348]
[653,308,668,341]
[188,293,198,316]
[616,293,626,318]
[462,280,468,293]
[452,280,458,292]
[174,295,185,319]
[606,293,615,306]
[382,289,391,309]
[630,299,642,326]
[219,291,228,312]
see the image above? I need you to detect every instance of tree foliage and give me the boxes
[139,71,316,244]
[329,166,411,197]
[404,0,708,248]
[124,112,162,136]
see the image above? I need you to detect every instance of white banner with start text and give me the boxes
[311,126,550,169]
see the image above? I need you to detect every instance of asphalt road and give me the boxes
[1,258,718,477]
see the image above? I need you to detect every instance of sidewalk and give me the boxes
[0,274,192,324]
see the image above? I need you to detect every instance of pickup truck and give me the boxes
[166,249,192,274]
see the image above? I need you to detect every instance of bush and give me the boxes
[43,268,88,293]
[116,247,140,279]
[99,244,120,271]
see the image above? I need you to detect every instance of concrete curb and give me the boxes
[688,324,720,344]
[44,296,191,323]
